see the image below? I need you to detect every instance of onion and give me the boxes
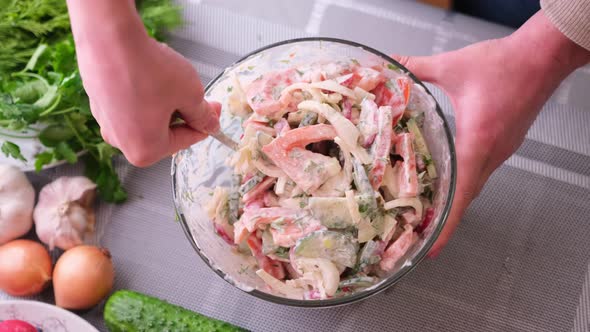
[53,245,115,310]
[0,239,52,296]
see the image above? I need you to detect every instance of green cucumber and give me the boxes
[104,290,246,332]
[406,117,437,179]
[294,230,358,268]
[308,197,355,229]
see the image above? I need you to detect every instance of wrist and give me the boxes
[507,11,590,81]
[66,0,148,54]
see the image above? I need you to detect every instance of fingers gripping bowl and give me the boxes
[172,38,456,307]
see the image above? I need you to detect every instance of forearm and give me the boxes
[495,10,590,127]
[508,11,590,83]
[66,0,147,57]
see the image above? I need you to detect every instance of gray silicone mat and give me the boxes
[2,1,589,331]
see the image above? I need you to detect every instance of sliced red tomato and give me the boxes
[336,72,360,89]
[242,177,276,203]
[214,223,234,245]
[355,67,385,91]
[373,76,411,124]
[263,147,341,193]
[337,67,385,92]
[246,68,300,118]
[379,225,416,272]
[261,124,340,192]
[341,97,353,120]
[269,124,337,151]
[247,234,286,280]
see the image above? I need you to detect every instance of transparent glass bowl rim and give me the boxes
[171,37,457,308]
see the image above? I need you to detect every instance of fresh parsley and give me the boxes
[1,141,26,162]
[0,0,182,203]
[387,63,398,70]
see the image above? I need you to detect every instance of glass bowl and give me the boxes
[171,38,456,307]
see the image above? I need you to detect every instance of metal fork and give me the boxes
[171,112,239,151]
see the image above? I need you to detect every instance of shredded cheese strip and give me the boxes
[342,140,372,165]
[229,144,255,175]
[252,159,286,178]
[309,80,356,98]
[381,213,397,242]
[295,258,340,298]
[297,100,359,151]
[357,217,377,243]
[353,86,375,101]
[275,176,288,195]
[281,79,355,106]
[383,197,423,219]
[382,161,400,198]
[256,269,304,299]
[345,190,361,225]
[205,187,229,220]
[322,92,342,104]
[281,82,323,101]
[227,72,250,117]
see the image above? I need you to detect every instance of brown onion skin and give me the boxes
[53,245,115,310]
[0,239,52,296]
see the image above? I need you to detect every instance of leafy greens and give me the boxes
[0,0,182,203]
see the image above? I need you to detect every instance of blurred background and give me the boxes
[421,0,540,28]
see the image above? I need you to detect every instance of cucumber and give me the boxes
[339,276,379,289]
[294,230,358,268]
[104,290,246,332]
[298,111,318,127]
[406,117,437,179]
[308,197,355,229]
[356,240,385,272]
[228,174,242,225]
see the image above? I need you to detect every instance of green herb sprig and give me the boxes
[0,0,182,203]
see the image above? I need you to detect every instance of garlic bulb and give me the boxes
[0,165,35,245]
[34,176,97,250]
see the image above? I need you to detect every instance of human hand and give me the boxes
[393,11,590,257]
[68,0,220,167]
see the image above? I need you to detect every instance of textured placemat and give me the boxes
[2,1,589,331]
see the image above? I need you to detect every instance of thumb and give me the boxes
[390,54,443,84]
[168,102,221,155]
[179,99,221,134]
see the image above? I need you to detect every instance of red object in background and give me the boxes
[0,320,39,332]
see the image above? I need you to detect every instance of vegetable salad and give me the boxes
[206,60,437,300]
